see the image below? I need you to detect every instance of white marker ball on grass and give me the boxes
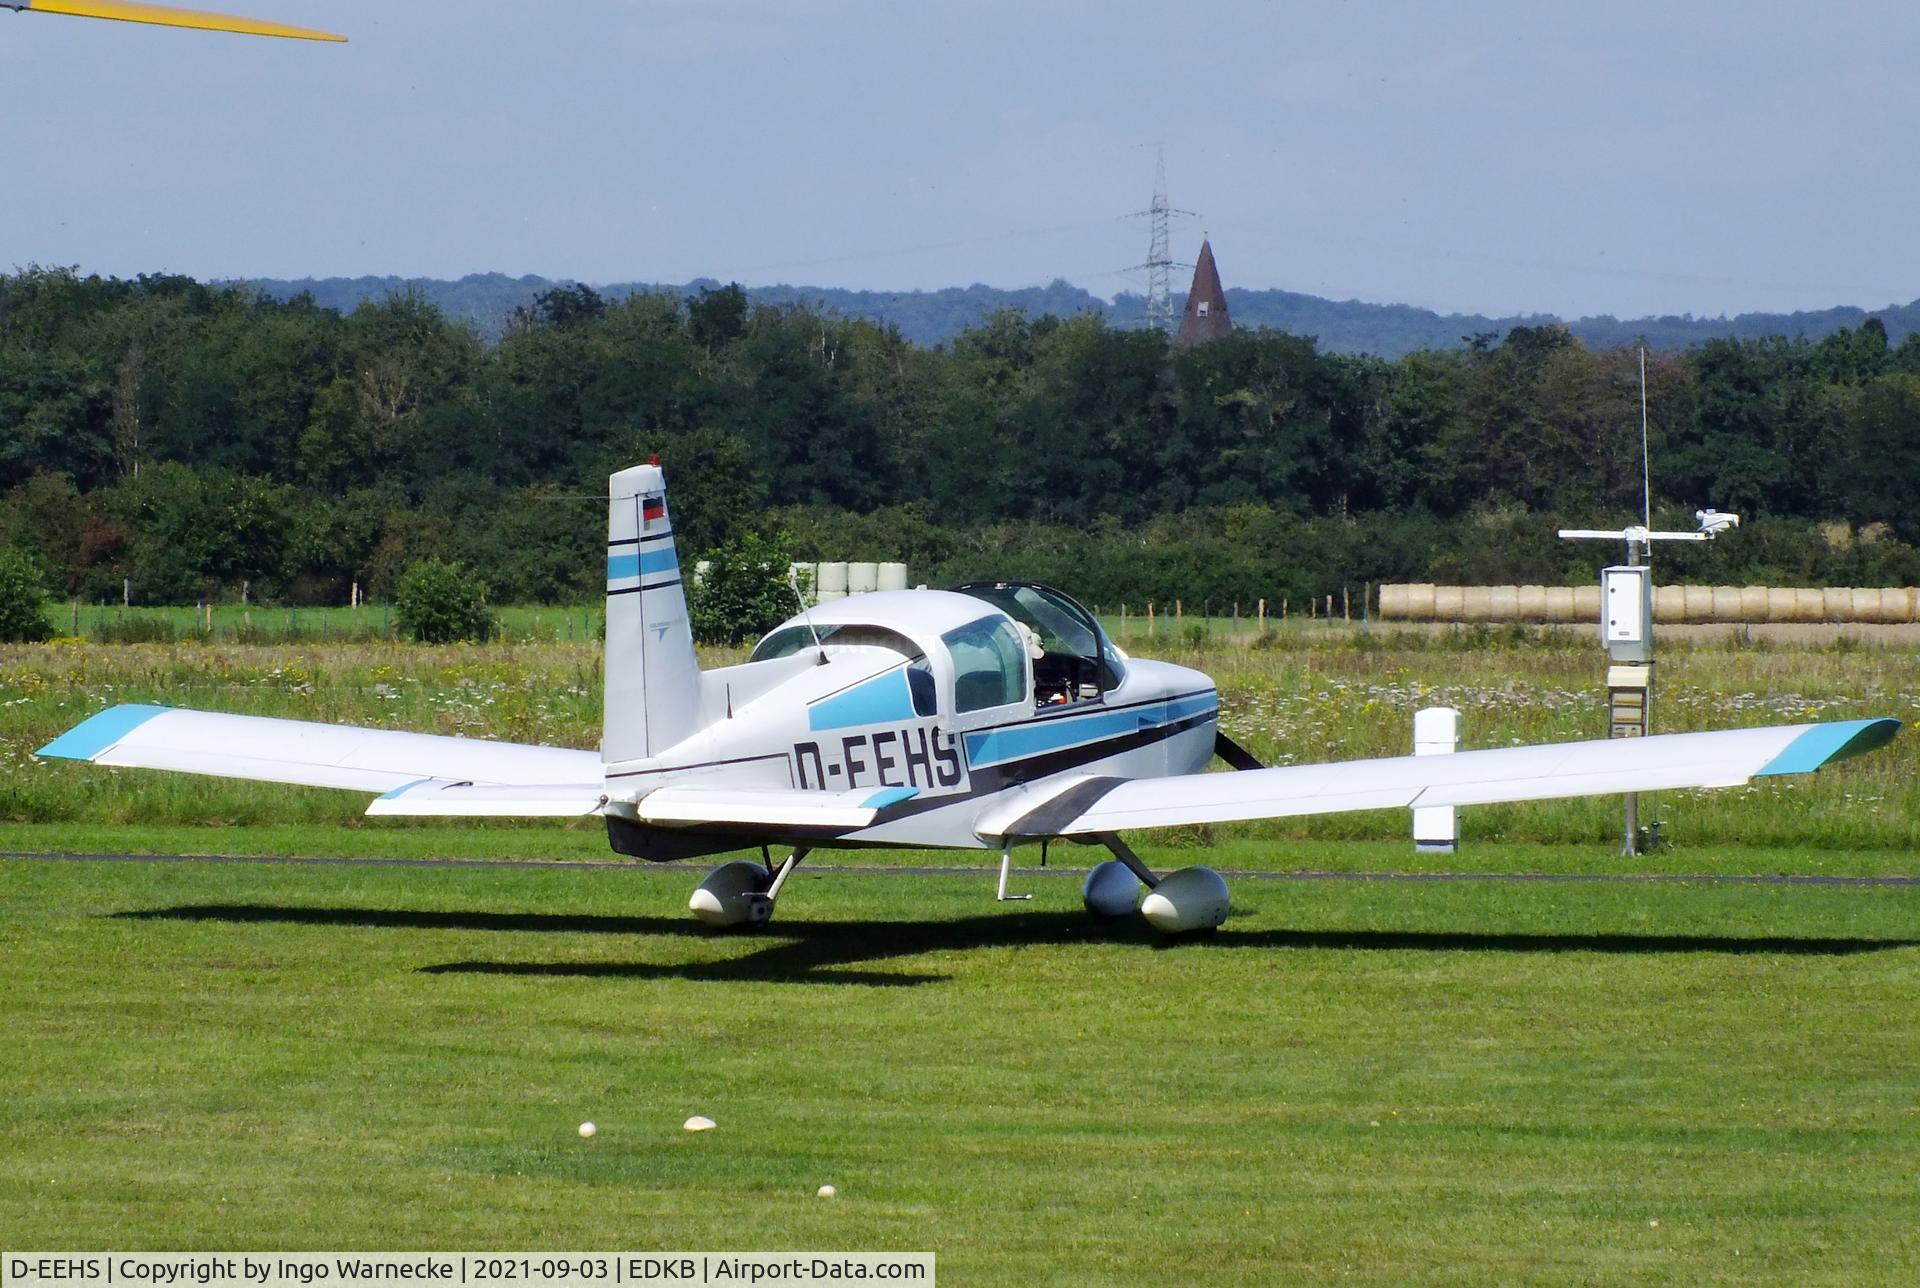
[817,1185,837,1199]
[683,1115,717,1132]
[578,1122,597,1138]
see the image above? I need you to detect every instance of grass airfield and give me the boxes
[5,843,1920,1285]
[5,631,1920,1283]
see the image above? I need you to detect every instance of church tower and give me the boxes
[1174,238,1231,349]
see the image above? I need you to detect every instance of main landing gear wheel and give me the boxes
[689,848,809,928]
[1080,835,1229,934]
[1082,860,1144,920]
[1139,866,1230,934]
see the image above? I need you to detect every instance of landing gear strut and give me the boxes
[690,847,809,928]
[1080,833,1228,933]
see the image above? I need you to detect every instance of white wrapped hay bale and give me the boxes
[877,562,909,592]
[815,562,849,595]
[847,562,879,595]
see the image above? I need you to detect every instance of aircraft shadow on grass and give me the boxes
[111,903,1920,988]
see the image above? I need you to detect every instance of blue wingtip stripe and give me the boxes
[861,786,919,809]
[1755,718,1901,776]
[36,703,171,761]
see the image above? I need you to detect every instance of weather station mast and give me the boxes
[1559,349,1740,856]
[1125,149,1197,334]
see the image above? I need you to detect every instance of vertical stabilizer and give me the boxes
[603,463,702,763]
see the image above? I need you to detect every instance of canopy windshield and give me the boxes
[952,581,1126,701]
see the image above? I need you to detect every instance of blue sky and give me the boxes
[5,0,1917,318]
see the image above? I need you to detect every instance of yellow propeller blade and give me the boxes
[14,0,345,41]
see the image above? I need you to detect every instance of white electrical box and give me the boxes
[1602,565,1652,663]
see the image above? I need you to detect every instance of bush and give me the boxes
[0,549,53,642]
[689,531,804,645]
[394,558,495,643]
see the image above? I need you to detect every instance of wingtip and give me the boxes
[1754,717,1901,777]
[36,703,171,762]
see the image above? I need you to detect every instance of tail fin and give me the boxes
[603,462,703,763]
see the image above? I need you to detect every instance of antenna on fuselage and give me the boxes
[788,567,829,665]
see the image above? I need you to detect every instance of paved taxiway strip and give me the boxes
[5,851,1919,887]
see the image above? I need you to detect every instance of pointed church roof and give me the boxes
[1174,238,1231,349]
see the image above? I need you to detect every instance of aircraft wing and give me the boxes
[37,703,910,825]
[985,718,1900,838]
[37,704,599,796]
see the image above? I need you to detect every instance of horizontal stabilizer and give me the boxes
[37,704,598,793]
[631,783,920,831]
[987,718,1899,837]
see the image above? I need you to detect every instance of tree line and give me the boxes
[3,265,1918,612]
[246,270,1920,359]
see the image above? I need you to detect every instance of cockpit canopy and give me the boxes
[952,581,1126,705]
[747,583,1123,719]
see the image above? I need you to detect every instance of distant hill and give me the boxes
[238,271,1920,358]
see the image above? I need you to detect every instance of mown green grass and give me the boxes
[3,855,1919,1284]
[6,823,1920,883]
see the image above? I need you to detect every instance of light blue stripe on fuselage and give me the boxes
[808,670,918,732]
[964,691,1216,768]
[607,548,677,581]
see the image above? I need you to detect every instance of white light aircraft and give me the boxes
[39,462,1901,933]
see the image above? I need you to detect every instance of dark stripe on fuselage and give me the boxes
[874,706,1217,825]
[606,752,794,782]
[965,687,1217,737]
[605,705,1217,861]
